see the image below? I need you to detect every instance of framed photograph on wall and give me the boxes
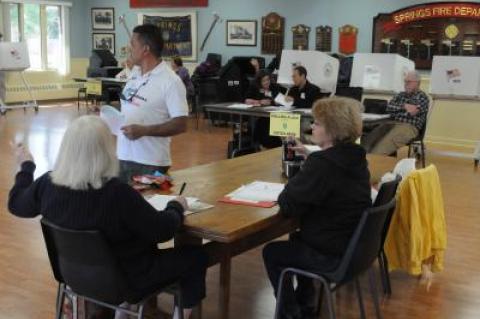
[92,33,115,55]
[137,12,197,61]
[226,20,257,46]
[92,8,115,30]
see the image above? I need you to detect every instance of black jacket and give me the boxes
[287,81,323,109]
[278,143,372,256]
[8,161,185,291]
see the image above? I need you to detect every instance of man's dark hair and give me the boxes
[133,24,164,58]
[294,66,307,78]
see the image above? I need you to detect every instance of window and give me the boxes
[5,1,68,72]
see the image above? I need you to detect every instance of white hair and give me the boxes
[406,70,421,82]
[51,115,119,190]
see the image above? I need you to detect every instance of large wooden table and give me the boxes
[169,148,397,319]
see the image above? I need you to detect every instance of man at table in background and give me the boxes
[361,70,429,156]
[117,24,189,183]
[285,66,322,109]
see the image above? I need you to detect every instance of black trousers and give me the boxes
[136,246,209,309]
[263,235,340,316]
[253,118,282,149]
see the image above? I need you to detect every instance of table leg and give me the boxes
[238,114,243,148]
[219,252,232,319]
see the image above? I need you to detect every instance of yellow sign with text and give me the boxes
[85,80,102,95]
[269,112,301,138]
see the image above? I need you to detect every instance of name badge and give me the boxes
[301,92,306,99]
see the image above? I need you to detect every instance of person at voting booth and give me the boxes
[118,24,189,183]
[8,116,208,319]
[285,66,323,109]
[263,97,371,319]
[362,70,429,155]
[244,70,285,148]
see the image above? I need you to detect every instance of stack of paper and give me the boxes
[274,93,294,107]
[220,181,285,208]
[100,105,125,136]
[146,195,214,215]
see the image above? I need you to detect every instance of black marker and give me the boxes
[179,182,187,195]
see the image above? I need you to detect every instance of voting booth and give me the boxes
[278,50,339,94]
[349,53,415,92]
[430,56,480,97]
[0,42,38,114]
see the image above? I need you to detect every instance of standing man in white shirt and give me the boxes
[118,24,189,183]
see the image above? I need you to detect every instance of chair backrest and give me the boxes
[41,218,131,305]
[374,175,401,245]
[326,198,396,283]
[362,98,388,114]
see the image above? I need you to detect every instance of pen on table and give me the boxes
[179,182,187,195]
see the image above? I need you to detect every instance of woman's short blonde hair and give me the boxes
[312,97,363,144]
[51,115,119,190]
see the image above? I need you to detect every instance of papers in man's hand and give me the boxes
[228,103,254,110]
[100,105,125,136]
[274,93,294,107]
[226,181,285,203]
[146,195,214,215]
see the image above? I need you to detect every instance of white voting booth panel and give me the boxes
[0,42,30,71]
[0,42,37,115]
[278,50,339,94]
[430,56,480,97]
[349,53,415,92]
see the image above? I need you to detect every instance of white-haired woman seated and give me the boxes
[8,115,207,319]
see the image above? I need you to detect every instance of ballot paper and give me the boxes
[274,93,294,107]
[146,195,213,214]
[227,181,285,203]
[227,103,254,110]
[100,105,125,136]
[361,113,390,121]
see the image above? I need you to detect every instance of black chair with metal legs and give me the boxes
[77,87,87,111]
[274,198,396,319]
[407,122,427,168]
[373,175,402,296]
[40,218,184,319]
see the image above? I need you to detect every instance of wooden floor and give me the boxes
[1,103,480,319]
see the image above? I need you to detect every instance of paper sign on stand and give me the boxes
[269,112,301,138]
[86,80,102,95]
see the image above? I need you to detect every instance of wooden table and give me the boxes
[169,148,397,319]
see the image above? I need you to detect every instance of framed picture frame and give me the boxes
[92,8,115,31]
[137,12,197,61]
[92,33,115,55]
[226,20,257,47]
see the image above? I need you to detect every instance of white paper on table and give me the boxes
[146,195,213,214]
[100,105,125,136]
[227,103,254,110]
[361,113,390,121]
[227,181,285,203]
[274,93,294,107]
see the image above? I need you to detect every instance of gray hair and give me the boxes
[51,115,119,190]
[405,70,421,82]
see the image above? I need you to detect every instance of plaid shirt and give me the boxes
[387,90,429,131]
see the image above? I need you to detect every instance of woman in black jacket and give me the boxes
[8,116,207,319]
[244,70,285,148]
[263,97,372,319]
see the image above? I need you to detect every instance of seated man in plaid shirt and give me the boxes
[362,71,429,155]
